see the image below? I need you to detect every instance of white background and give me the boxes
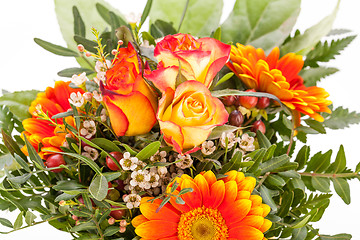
[0,0,359,239]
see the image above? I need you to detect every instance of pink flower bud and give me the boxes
[108,217,116,225]
[77,44,85,52]
[83,92,93,101]
[85,52,91,57]
[119,220,127,227]
[119,226,126,233]
[111,49,118,55]
[72,215,79,221]
[118,40,124,46]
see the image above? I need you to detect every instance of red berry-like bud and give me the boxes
[228,110,244,127]
[85,52,91,57]
[251,120,266,134]
[256,97,270,109]
[77,44,84,52]
[45,154,66,173]
[106,152,123,171]
[110,208,126,220]
[113,179,125,191]
[221,95,237,107]
[72,215,79,221]
[238,89,258,109]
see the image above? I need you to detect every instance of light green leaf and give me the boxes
[8,173,32,185]
[222,0,300,52]
[54,0,125,51]
[140,0,153,28]
[300,67,339,87]
[13,154,31,173]
[332,178,351,205]
[149,0,223,37]
[25,211,36,226]
[0,90,39,120]
[281,0,340,55]
[89,175,108,201]
[13,212,23,230]
[319,234,352,240]
[291,227,307,240]
[323,106,360,130]
[215,72,234,87]
[136,141,161,161]
[208,125,241,140]
[311,177,330,193]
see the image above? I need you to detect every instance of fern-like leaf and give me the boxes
[300,67,338,86]
[304,35,356,67]
[323,106,360,130]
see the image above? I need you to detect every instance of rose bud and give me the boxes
[228,110,244,127]
[251,120,266,134]
[237,89,258,109]
[256,97,270,109]
[106,152,123,171]
[221,95,237,107]
[45,154,66,173]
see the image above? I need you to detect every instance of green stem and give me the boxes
[299,172,359,178]
[0,185,54,192]
[287,114,296,155]
[177,0,189,32]
[256,172,270,190]
[93,217,104,240]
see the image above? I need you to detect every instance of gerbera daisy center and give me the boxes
[178,206,228,240]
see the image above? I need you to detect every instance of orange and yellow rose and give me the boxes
[101,43,158,136]
[146,33,231,91]
[157,80,228,153]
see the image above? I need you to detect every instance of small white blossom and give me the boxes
[69,92,84,107]
[150,150,167,162]
[92,91,103,102]
[93,72,106,85]
[123,194,141,209]
[82,146,99,160]
[238,133,255,152]
[119,152,139,171]
[130,170,151,189]
[148,171,160,188]
[80,120,96,139]
[95,60,112,73]
[157,166,168,176]
[71,72,88,86]
[100,108,107,122]
[220,132,239,149]
[141,40,155,49]
[175,154,193,169]
[201,141,216,155]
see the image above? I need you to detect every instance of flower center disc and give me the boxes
[178,206,228,240]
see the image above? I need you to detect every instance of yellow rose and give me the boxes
[157,81,228,153]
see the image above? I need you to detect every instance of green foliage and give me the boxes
[322,106,360,130]
[222,0,300,51]
[0,90,39,120]
[149,0,223,36]
[300,67,339,87]
[304,35,356,67]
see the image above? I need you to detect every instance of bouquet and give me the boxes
[1,0,359,239]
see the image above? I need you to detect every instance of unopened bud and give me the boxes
[111,49,118,55]
[77,44,85,52]
[72,215,79,221]
[108,217,116,225]
[85,52,91,57]
[59,200,66,206]
[119,220,127,227]
[118,40,124,46]
[83,92,93,101]
[119,226,126,233]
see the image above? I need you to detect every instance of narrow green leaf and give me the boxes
[13,154,31,173]
[213,27,221,41]
[311,177,330,192]
[260,154,289,175]
[278,191,294,218]
[13,212,23,230]
[211,89,282,105]
[89,175,108,201]
[222,0,300,52]
[291,227,307,240]
[220,151,242,174]
[264,174,286,188]
[136,141,161,161]
[140,0,153,28]
[319,234,352,240]
[104,226,121,237]
[34,38,79,57]
[53,180,86,191]
[0,217,13,228]
[294,145,310,170]
[281,0,340,55]
[73,35,98,53]
[259,185,277,212]
[8,173,32,185]
[332,178,351,204]
[215,72,234,87]
[103,172,122,182]
[73,6,86,37]
[208,125,241,140]
[257,130,271,149]
[304,119,326,134]
[332,145,346,173]
[91,138,122,152]
[120,143,138,156]
[70,221,97,232]
[57,67,94,78]
[23,134,45,169]
[57,152,101,175]
[156,196,171,213]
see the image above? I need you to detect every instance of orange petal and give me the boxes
[180,179,202,209]
[139,202,180,223]
[202,170,217,186]
[220,199,252,224]
[135,220,178,239]
[228,225,264,240]
[259,219,272,232]
[132,215,148,228]
[205,180,225,209]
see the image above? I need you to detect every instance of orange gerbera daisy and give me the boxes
[132,170,272,240]
[226,43,332,122]
[21,81,83,159]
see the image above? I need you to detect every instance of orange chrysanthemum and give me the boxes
[132,170,272,240]
[21,81,83,159]
[226,44,332,122]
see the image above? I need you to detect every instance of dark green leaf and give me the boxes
[0,217,13,228]
[91,138,122,152]
[264,174,286,188]
[136,141,161,161]
[23,134,45,169]
[70,221,97,232]
[73,35,98,53]
[104,226,121,236]
[291,226,307,240]
[278,170,301,179]
[331,145,346,173]
[260,154,289,175]
[140,0,153,28]
[332,178,351,204]
[259,185,278,212]
[295,145,310,170]
[73,6,86,37]
[311,177,330,192]
[59,152,102,175]
[278,191,294,218]
[34,38,79,57]
[103,172,122,182]
[150,20,176,39]
[220,151,242,174]
[89,175,108,201]
[304,119,326,134]
[14,154,31,172]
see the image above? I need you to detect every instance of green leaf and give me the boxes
[8,173,32,185]
[23,134,45,169]
[34,38,79,57]
[311,177,330,192]
[207,125,241,140]
[222,0,300,52]
[59,151,102,175]
[259,185,277,212]
[304,119,326,134]
[73,6,86,37]
[136,141,161,161]
[332,178,351,204]
[305,150,332,173]
[2,130,27,160]
[104,226,121,237]
[294,145,310,170]
[264,174,286,188]
[0,90,39,120]
[277,191,294,218]
[57,67,94,78]
[281,0,340,55]
[120,143,138,156]
[156,196,171,213]
[319,234,352,240]
[0,217,13,228]
[89,175,108,201]
[300,67,339,87]
[323,106,360,130]
[55,193,77,202]
[73,35,98,53]
[291,227,307,240]
[150,0,223,37]
[257,130,271,149]
[103,172,122,182]
[215,72,234,87]
[140,0,153,28]
[220,151,242,174]
[331,145,346,173]
[260,154,289,175]
[55,0,125,51]
[211,89,282,105]
[91,138,122,152]
[70,221,97,232]
[13,154,31,173]
[304,35,356,67]
[25,210,36,226]
[150,20,177,39]
[53,180,86,191]
[13,212,23,230]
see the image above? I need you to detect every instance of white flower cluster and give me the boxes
[218,132,256,153]
[94,60,111,85]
